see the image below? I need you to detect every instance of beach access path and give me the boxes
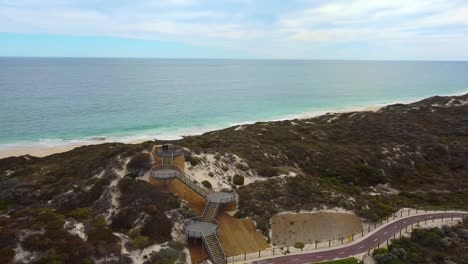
[245,211,466,264]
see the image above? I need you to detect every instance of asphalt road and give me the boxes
[252,212,466,264]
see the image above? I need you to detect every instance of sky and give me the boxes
[1,0,468,60]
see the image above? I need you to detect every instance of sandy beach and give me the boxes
[0,139,148,159]
[0,105,384,159]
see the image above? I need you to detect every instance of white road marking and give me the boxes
[359,245,364,249]
[339,252,345,255]
[384,231,388,234]
[316,256,323,258]
[292,259,299,261]
[403,221,407,224]
[393,226,397,229]
[373,238,378,242]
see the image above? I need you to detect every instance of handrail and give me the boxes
[211,202,226,262]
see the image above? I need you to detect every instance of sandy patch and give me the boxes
[271,212,363,246]
[186,153,263,189]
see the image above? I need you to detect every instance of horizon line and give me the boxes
[1,56,468,63]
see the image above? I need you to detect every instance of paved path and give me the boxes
[252,212,466,264]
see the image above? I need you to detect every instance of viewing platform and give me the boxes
[155,145,184,157]
[208,191,237,204]
[149,165,180,179]
[184,217,218,238]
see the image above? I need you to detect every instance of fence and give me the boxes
[225,208,468,263]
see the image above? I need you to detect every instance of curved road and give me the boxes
[252,212,466,264]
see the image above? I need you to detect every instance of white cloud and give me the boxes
[0,0,467,59]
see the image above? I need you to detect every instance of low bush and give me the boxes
[233,175,244,185]
[257,166,279,177]
[186,155,201,166]
[294,242,304,250]
[127,153,151,174]
[201,180,212,189]
[0,248,15,264]
[133,235,151,249]
[65,207,91,220]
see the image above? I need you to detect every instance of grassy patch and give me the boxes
[319,257,360,264]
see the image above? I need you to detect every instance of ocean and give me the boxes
[1,58,468,148]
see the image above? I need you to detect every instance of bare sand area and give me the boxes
[271,212,363,246]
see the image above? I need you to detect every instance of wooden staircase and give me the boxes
[203,234,226,264]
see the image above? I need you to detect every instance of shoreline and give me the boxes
[0,104,383,159]
[1,90,466,159]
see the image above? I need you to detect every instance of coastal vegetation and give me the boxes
[373,218,468,264]
[180,93,468,236]
[0,93,467,262]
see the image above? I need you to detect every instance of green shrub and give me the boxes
[127,153,151,173]
[236,163,249,171]
[129,228,141,239]
[0,248,15,264]
[66,207,91,220]
[168,196,181,209]
[319,258,360,264]
[294,242,305,250]
[201,180,212,189]
[257,166,279,177]
[0,200,10,212]
[34,253,63,264]
[373,248,389,256]
[146,247,181,264]
[186,155,201,166]
[233,175,245,185]
[141,214,172,243]
[168,241,185,251]
[133,235,151,249]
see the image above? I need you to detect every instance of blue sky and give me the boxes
[1,0,468,60]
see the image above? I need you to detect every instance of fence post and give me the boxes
[341,237,344,244]
[315,241,318,249]
[244,253,246,260]
[329,240,331,247]
[272,248,275,256]
[362,229,364,236]
[258,250,260,258]
[352,234,355,241]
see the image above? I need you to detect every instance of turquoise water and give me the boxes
[1,58,468,147]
